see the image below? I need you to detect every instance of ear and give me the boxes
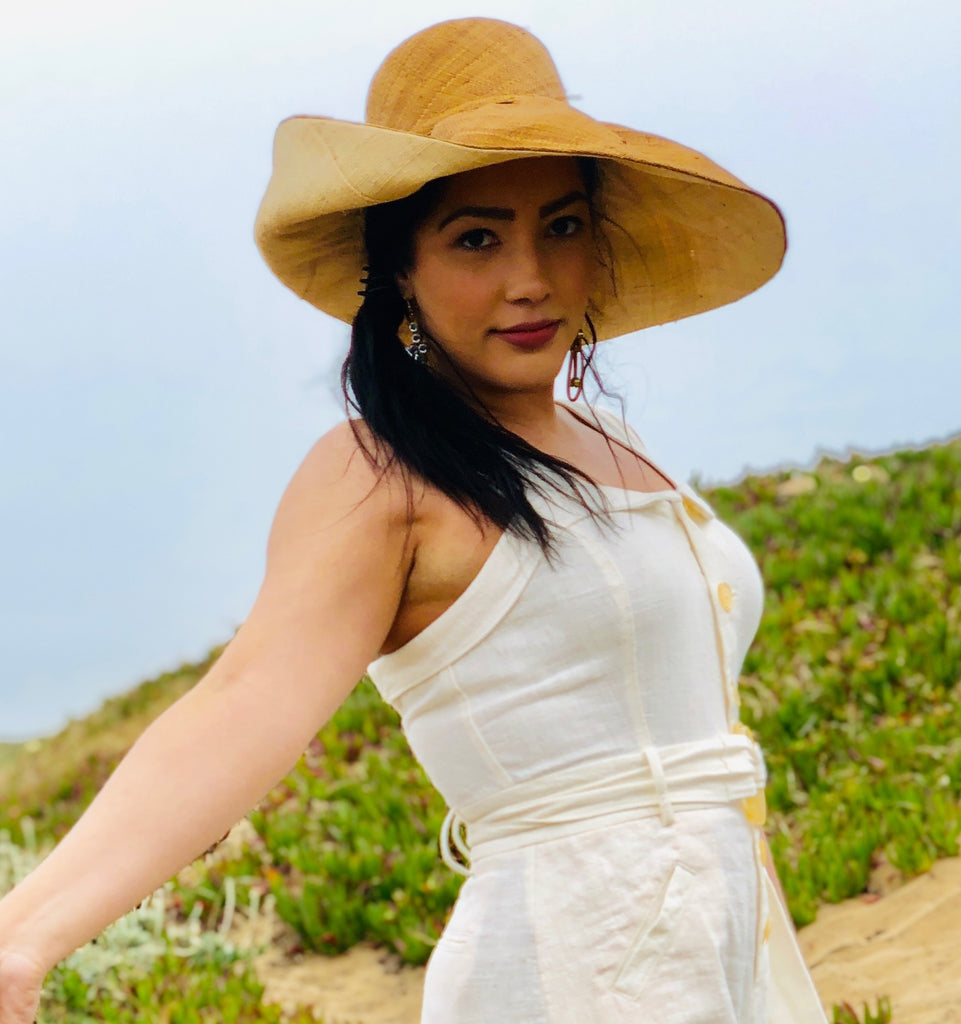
[394,270,412,301]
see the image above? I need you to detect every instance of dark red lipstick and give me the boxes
[493,319,561,348]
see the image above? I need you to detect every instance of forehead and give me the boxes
[432,156,586,213]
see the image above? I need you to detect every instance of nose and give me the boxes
[504,241,551,305]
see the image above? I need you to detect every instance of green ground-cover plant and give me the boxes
[831,996,893,1024]
[708,439,961,924]
[1,829,323,1023]
[42,952,320,1024]
[2,436,958,1014]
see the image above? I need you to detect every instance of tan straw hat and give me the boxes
[255,18,786,341]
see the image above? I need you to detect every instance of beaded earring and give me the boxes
[405,300,429,361]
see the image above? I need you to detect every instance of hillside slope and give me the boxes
[3,435,960,964]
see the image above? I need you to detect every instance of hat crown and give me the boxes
[366,18,567,136]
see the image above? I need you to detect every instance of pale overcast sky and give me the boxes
[2,0,959,738]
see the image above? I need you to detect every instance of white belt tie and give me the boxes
[440,732,766,876]
[641,744,675,826]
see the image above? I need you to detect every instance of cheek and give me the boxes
[420,267,494,326]
[564,243,598,295]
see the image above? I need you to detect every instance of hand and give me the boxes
[0,949,44,1024]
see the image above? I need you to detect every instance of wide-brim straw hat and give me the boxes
[255,18,786,341]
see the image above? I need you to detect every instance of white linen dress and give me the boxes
[367,408,827,1024]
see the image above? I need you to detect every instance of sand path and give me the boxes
[799,857,961,1024]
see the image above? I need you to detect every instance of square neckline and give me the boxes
[374,408,708,668]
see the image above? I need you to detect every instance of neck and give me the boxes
[486,390,560,436]
[424,346,572,447]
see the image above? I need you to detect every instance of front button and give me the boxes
[740,790,767,826]
[682,495,708,522]
[717,581,733,611]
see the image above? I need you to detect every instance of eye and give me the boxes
[456,228,498,251]
[548,214,585,238]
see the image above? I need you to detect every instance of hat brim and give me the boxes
[254,96,786,340]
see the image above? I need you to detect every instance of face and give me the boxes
[396,157,598,402]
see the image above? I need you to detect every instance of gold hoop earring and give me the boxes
[405,299,429,362]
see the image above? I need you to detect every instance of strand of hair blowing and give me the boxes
[342,283,599,554]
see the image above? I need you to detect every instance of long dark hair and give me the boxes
[341,157,610,553]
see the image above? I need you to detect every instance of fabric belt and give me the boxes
[440,732,767,875]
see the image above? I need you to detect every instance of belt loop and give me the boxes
[440,809,472,877]
[643,746,676,826]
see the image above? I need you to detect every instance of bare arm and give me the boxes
[0,423,414,999]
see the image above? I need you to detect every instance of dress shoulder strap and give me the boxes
[556,400,649,454]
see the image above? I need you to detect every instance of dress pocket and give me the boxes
[611,862,696,1001]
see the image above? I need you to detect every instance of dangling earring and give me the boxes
[405,299,429,362]
[566,316,598,402]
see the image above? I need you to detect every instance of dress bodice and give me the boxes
[368,478,764,814]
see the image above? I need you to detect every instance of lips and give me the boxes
[493,319,562,348]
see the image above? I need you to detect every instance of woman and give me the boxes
[0,18,827,1024]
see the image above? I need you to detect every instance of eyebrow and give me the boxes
[436,190,589,231]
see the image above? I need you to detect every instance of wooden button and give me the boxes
[740,790,767,827]
[717,581,733,611]
[682,495,707,521]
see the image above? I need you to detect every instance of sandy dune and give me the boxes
[255,944,424,1024]
[800,857,961,1024]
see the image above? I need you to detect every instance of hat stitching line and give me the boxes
[418,91,575,131]
[316,132,391,205]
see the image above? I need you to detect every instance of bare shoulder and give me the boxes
[257,419,419,636]
[202,421,418,727]
[225,420,419,685]
[282,419,399,501]
[269,419,416,551]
